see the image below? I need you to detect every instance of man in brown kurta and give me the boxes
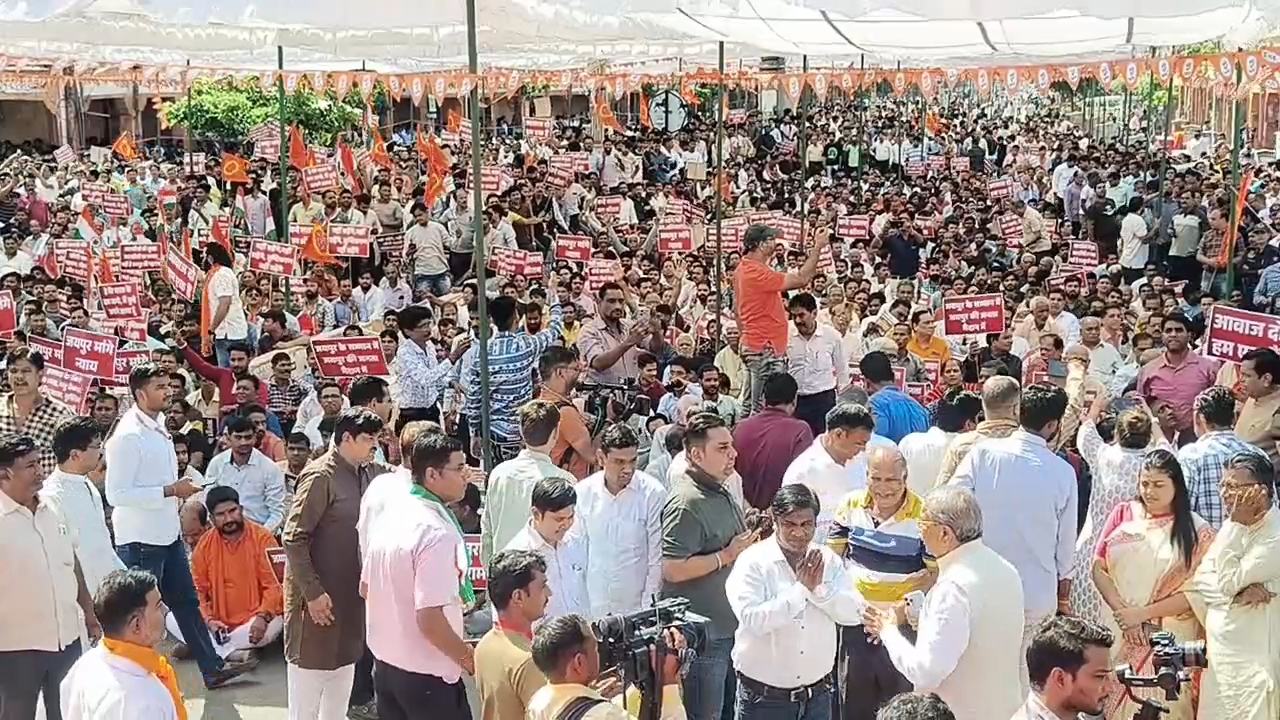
[282,407,392,720]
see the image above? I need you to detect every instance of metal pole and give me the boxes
[466,0,492,471]
[1122,87,1131,144]
[713,42,725,357]
[857,55,865,182]
[1227,59,1244,294]
[184,60,192,154]
[1156,72,1175,211]
[799,55,809,251]
[276,46,294,315]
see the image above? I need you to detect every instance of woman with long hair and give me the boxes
[1091,449,1214,720]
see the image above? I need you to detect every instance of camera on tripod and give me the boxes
[580,379,652,425]
[592,598,709,720]
[1115,630,1207,719]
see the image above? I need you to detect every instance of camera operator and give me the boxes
[1186,451,1280,720]
[527,614,686,720]
[1014,616,1113,720]
[541,346,596,480]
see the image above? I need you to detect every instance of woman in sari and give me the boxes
[1092,449,1214,720]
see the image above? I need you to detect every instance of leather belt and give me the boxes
[736,672,832,703]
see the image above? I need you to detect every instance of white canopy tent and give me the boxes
[0,0,1274,70]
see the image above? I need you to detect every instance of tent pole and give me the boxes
[713,41,725,357]
[466,0,492,471]
[1227,59,1244,295]
[1157,71,1174,216]
[858,54,864,182]
[277,46,293,314]
[799,55,809,251]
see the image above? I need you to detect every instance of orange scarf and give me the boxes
[102,638,188,720]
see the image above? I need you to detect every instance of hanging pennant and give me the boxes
[283,72,301,95]
[891,72,906,96]
[1244,54,1261,81]
[357,73,376,101]
[1122,61,1142,90]
[1035,67,1051,95]
[839,72,854,93]
[1097,62,1114,86]
[945,68,960,87]
[307,71,326,92]
[782,74,803,104]
[257,71,275,91]
[1065,66,1081,90]
[1003,68,1020,91]
[1156,58,1172,83]
[387,75,404,101]
[1179,57,1197,81]
[409,76,426,106]
[332,73,352,97]
[976,69,991,98]
[1215,55,1236,84]
[810,72,828,100]
[918,71,935,100]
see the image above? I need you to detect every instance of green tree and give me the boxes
[162,77,384,146]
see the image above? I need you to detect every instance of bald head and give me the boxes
[1063,344,1090,364]
[867,446,907,477]
[982,375,1021,420]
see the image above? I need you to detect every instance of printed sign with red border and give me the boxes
[310,336,391,378]
[41,366,92,413]
[97,282,143,321]
[248,240,299,276]
[63,328,118,379]
[988,177,1014,199]
[0,291,15,336]
[302,164,340,193]
[29,336,63,368]
[1067,241,1100,269]
[328,224,372,257]
[943,293,1006,336]
[555,234,592,262]
[657,225,693,253]
[112,348,150,387]
[523,117,553,139]
[837,215,870,240]
[119,242,163,277]
[165,249,199,301]
[101,194,131,218]
[464,534,487,591]
[1204,306,1280,363]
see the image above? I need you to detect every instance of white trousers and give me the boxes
[166,612,284,659]
[287,663,356,720]
[1019,609,1052,698]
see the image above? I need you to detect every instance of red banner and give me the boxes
[56,240,92,283]
[41,366,92,413]
[29,336,63,368]
[555,234,592,262]
[998,213,1023,246]
[101,194,131,219]
[97,282,144,320]
[0,290,15,336]
[248,240,299,276]
[1204,306,1280,363]
[586,258,621,293]
[302,164,341,193]
[837,214,870,240]
[988,177,1014,199]
[119,242,163,277]
[545,167,573,191]
[112,348,150,387]
[289,224,313,248]
[1067,241,1099,269]
[310,336,391,378]
[1046,271,1088,292]
[165,249,199,301]
[657,225,693,253]
[523,117,553,139]
[596,196,626,223]
[328,224,373,257]
[774,217,802,246]
[81,182,107,206]
[62,328,118,378]
[943,293,1006,336]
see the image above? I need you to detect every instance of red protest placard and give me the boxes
[63,328,118,378]
[658,225,693,253]
[101,194,131,218]
[892,365,906,390]
[81,182,108,206]
[927,155,946,173]
[376,232,404,258]
[488,246,519,276]
[586,258,620,293]
[596,196,625,223]
[1046,271,1088,292]
[998,213,1023,246]
[943,293,1006,336]
[248,240,299,276]
[523,117,553,139]
[117,319,148,344]
[905,382,930,402]
[1204,306,1280,363]
[97,282,143,320]
[544,166,574,191]
[906,159,926,177]
[517,250,544,279]
[1067,241,1099,269]
[310,336,391,378]
[464,534,487,591]
[57,240,92,283]
[837,215,870,240]
[165,249,199,301]
[29,336,63,368]
[555,235,592,262]
[950,157,969,173]
[774,216,802,246]
[0,291,15,336]
[988,177,1014,199]
[328,224,372,257]
[41,366,92,412]
[470,166,502,194]
[119,242,163,277]
[112,348,150,386]
[302,164,340,193]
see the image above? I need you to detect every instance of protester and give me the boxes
[1177,386,1268,529]
[43,416,124,596]
[502,477,591,620]
[899,390,981,496]
[732,373,814,510]
[204,415,288,534]
[474,549,550,720]
[781,402,876,541]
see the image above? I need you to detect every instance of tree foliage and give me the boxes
[162,78,383,146]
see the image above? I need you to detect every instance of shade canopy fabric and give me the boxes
[0,0,1272,70]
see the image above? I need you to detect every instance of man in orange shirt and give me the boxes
[540,346,595,480]
[173,485,284,663]
[905,309,952,371]
[734,224,829,415]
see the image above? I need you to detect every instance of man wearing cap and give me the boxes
[734,223,829,416]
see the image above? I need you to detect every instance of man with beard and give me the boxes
[178,485,285,663]
[541,346,595,480]
[204,416,288,535]
[107,362,256,689]
[1012,616,1113,720]
[177,334,269,417]
[578,281,657,385]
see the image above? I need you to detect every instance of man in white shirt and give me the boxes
[204,416,288,534]
[782,402,875,542]
[1078,316,1123,384]
[863,486,1025,720]
[574,425,666,619]
[106,362,254,689]
[898,390,981,496]
[42,417,125,595]
[406,204,453,297]
[948,383,1077,697]
[786,292,849,438]
[204,243,249,369]
[725,483,863,719]
[503,478,590,621]
[351,271,385,323]
[60,569,183,720]
[1045,289,1080,347]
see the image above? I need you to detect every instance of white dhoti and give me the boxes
[166,612,284,659]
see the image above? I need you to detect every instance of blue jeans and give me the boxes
[682,635,735,720]
[735,676,832,720]
[414,272,452,298]
[742,348,788,417]
[117,540,225,683]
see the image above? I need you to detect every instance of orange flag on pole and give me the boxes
[447,110,463,134]
[594,97,626,135]
[370,133,393,170]
[221,153,250,184]
[288,125,312,169]
[639,93,652,130]
[111,131,140,162]
[302,224,341,266]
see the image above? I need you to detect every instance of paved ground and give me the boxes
[173,647,290,720]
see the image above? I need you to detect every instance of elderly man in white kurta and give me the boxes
[862,486,1024,720]
[1185,453,1280,720]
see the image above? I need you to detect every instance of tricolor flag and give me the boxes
[75,207,101,245]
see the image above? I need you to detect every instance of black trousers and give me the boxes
[396,405,441,436]
[349,644,375,707]
[0,642,81,720]
[795,389,837,439]
[374,660,471,720]
[838,626,910,720]
[1167,254,1202,288]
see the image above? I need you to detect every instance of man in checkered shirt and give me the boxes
[0,346,74,475]
[1178,386,1271,529]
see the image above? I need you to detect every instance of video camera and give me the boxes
[593,598,708,720]
[1115,631,1207,719]
[580,378,652,428]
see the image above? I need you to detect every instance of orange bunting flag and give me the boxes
[447,110,463,134]
[221,153,250,184]
[370,133,394,170]
[302,224,341,266]
[180,227,192,259]
[594,98,626,135]
[424,172,447,210]
[337,141,362,195]
[288,125,313,169]
[111,131,140,162]
[639,93,652,130]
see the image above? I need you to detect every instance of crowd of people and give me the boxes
[0,81,1278,720]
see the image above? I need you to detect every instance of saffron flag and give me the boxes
[1220,167,1255,267]
[221,153,250,184]
[302,224,341,266]
[111,131,140,162]
[447,110,463,134]
[370,133,393,171]
[639,93,652,130]
[336,141,363,195]
[288,125,313,169]
[594,98,626,135]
